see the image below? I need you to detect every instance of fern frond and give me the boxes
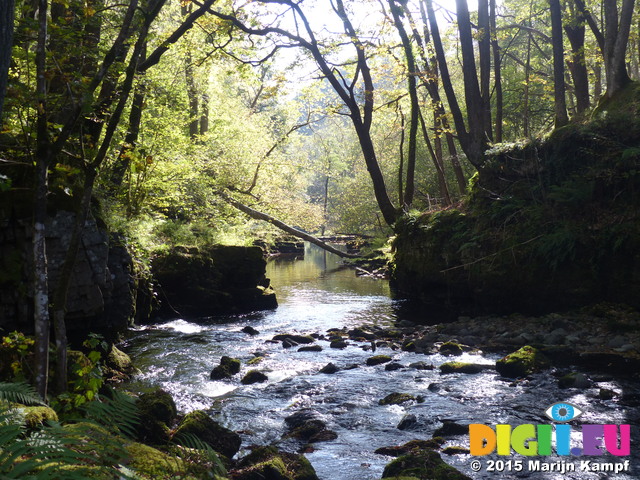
[172,432,227,476]
[0,382,44,406]
[82,387,139,439]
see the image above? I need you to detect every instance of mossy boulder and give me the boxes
[152,245,277,316]
[232,445,319,480]
[173,410,241,459]
[21,406,58,429]
[379,393,419,406]
[382,449,471,480]
[496,345,551,378]
[366,355,393,366]
[241,370,268,385]
[104,345,138,382]
[210,356,241,380]
[135,388,178,444]
[439,342,463,356]
[439,362,487,374]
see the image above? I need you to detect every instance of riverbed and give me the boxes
[121,244,639,479]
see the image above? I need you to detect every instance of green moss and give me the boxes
[439,342,463,356]
[22,406,58,428]
[382,449,471,480]
[495,346,550,378]
[366,355,392,366]
[233,446,318,480]
[247,356,264,365]
[241,370,268,384]
[173,410,241,459]
[136,388,177,444]
[125,442,189,479]
[379,393,416,406]
[210,356,241,380]
[439,362,484,374]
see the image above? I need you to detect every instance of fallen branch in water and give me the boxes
[217,190,361,259]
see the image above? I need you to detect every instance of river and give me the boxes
[122,243,639,479]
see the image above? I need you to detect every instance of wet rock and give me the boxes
[397,414,418,430]
[382,448,471,480]
[284,410,337,443]
[374,438,445,457]
[439,341,463,356]
[282,339,298,349]
[496,345,551,378]
[558,372,591,389]
[442,446,471,455]
[348,328,377,340]
[242,326,260,335]
[385,362,404,371]
[366,355,392,366]
[273,334,315,344]
[103,345,138,382]
[401,339,416,352]
[433,421,469,437]
[599,388,617,400]
[319,363,339,374]
[172,410,241,459]
[210,356,241,380]
[409,361,434,370]
[135,388,178,445]
[298,345,323,352]
[247,356,264,365]
[242,370,268,385]
[232,445,319,480]
[379,393,417,406]
[330,340,348,349]
[439,362,489,374]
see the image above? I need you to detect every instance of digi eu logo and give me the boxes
[469,402,631,457]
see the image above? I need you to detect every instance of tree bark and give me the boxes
[389,0,417,208]
[490,0,503,142]
[478,0,493,141]
[603,0,635,97]
[564,4,590,114]
[0,0,15,123]
[219,192,360,259]
[549,0,568,127]
[34,0,50,400]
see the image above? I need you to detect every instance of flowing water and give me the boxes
[122,244,640,479]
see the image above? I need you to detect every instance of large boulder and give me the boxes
[172,410,241,459]
[496,345,551,378]
[382,448,471,480]
[232,445,318,480]
[152,245,277,316]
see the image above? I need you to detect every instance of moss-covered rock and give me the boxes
[439,362,487,374]
[241,370,268,384]
[152,245,277,316]
[379,393,417,406]
[173,410,241,459]
[210,356,241,380]
[232,445,319,480]
[438,342,463,356]
[21,406,58,428]
[366,355,392,366]
[135,388,177,444]
[382,449,471,480]
[496,345,551,378]
[104,345,138,382]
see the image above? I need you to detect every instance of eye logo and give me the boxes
[545,402,584,422]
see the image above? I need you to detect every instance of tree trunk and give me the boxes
[603,0,635,97]
[549,0,569,127]
[564,8,590,114]
[200,93,209,136]
[0,0,15,123]
[389,0,417,208]
[34,0,50,400]
[219,192,360,259]
[478,0,493,141]
[490,0,503,142]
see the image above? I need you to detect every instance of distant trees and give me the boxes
[0,0,14,121]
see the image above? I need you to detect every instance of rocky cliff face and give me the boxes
[151,245,277,318]
[0,209,149,340]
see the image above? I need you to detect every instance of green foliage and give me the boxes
[0,382,44,407]
[0,332,35,382]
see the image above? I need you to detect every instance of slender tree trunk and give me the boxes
[594,62,603,103]
[478,0,493,141]
[0,0,15,122]
[34,0,50,400]
[182,4,199,139]
[603,0,635,97]
[420,108,451,205]
[389,0,417,208]
[397,107,405,206]
[564,11,590,114]
[490,0,503,142]
[523,33,532,137]
[550,0,569,127]
[200,93,209,136]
